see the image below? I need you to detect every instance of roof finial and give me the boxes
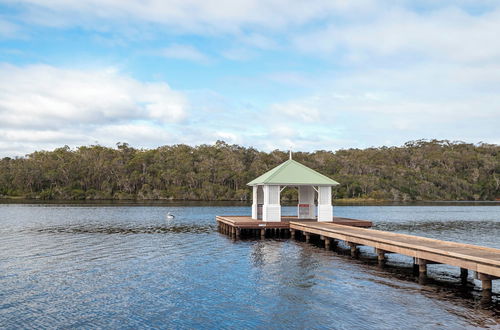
[289,149,292,160]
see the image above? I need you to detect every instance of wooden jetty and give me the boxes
[216,215,372,239]
[216,216,500,296]
[218,156,499,298]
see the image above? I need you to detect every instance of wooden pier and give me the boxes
[216,215,372,239]
[216,216,500,297]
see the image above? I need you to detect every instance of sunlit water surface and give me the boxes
[0,203,499,329]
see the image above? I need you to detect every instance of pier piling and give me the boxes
[375,248,386,266]
[348,242,359,258]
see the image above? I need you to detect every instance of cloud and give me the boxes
[293,7,500,63]
[0,64,187,130]
[5,0,377,34]
[220,48,256,61]
[160,44,209,63]
[0,18,19,38]
[0,64,189,156]
[264,62,500,148]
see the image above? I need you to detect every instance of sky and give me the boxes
[0,0,499,157]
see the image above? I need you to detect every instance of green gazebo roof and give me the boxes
[247,159,339,186]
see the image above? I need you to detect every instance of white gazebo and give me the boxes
[247,155,339,222]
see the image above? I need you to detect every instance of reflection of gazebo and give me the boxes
[247,155,339,222]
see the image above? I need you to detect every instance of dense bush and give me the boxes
[0,140,498,201]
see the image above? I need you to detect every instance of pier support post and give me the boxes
[348,242,359,258]
[417,258,428,277]
[260,229,266,239]
[235,228,240,239]
[375,248,386,266]
[478,273,492,291]
[460,268,468,285]
[320,236,331,249]
[305,233,310,243]
[290,229,295,239]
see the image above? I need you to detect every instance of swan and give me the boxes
[166,212,175,219]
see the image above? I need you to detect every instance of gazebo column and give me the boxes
[317,186,333,222]
[262,185,281,222]
[251,186,258,220]
[298,186,315,219]
[251,185,264,220]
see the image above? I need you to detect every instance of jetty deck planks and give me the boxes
[215,215,373,229]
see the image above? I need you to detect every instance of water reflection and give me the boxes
[29,224,214,235]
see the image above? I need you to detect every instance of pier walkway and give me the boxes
[216,216,500,296]
[289,221,500,293]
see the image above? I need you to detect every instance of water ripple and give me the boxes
[0,204,499,329]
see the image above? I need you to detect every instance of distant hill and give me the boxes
[1,140,498,201]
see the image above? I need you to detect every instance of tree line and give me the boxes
[0,140,498,201]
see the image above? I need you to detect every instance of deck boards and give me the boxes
[216,215,373,229]
[289,221,500,278]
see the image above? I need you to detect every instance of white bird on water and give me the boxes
[166,212,175,219]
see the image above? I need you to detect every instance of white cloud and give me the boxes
[265,62,500,148]
[0,64,187,130]
[0,19,19,38]
[220,48,256,61]
[160,44,209,63]
[6,0,377,34]
[271,100,322,123]
[293,7,500,63]
[0,64,189,156]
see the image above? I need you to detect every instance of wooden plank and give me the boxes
[289,222,500,267]
[288,221,500,279]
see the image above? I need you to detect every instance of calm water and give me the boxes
[0,203,499,329]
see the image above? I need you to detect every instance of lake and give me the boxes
[0,202,499,329]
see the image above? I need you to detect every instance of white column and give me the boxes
[262,185,281,222]
[298,186,315,219]
[317,186,332,222]
[251,186,258,219]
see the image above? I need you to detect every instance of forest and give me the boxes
[0,140,498,201]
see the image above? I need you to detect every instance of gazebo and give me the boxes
[247,155,339,222]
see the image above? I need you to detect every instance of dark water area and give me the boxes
[0,203,499,329]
